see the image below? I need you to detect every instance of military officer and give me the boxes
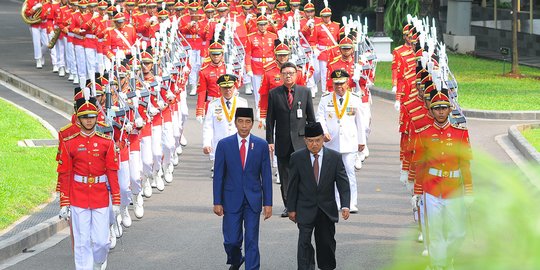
[202,74,248,161]
[316,70,366,213]
[196,40,227,123]
[411,88,473,270]
[57,96,120,270]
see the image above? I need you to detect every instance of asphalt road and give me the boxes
[0,0,529,269]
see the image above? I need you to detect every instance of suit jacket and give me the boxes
[287,147,350,224]
[265,84,315,158]
[213,134,273,213]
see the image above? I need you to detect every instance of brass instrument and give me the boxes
[21,0,42,25]
[47,27,61,49]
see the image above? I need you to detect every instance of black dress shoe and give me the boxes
[229,257,245,270]
[281,208,288,218]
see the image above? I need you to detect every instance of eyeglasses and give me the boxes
[281,71,297,77]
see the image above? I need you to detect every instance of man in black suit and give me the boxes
[266,61,316,217]
[287,122,350,270]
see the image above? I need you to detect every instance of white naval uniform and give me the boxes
[202,96,248,161]
[316,91,366,208]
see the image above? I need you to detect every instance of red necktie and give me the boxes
[287,88,294,109]
[313,153,319,184]
[240,138,246,169]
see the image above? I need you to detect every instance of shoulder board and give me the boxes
[415,125,431,134]
[59,123,73,132]
[63,132,80,141]
[409,106,422,114]
[200,62,210,70]
[403,98,416,106]
[98,121,109,127]
[350,92,360,97]
[400,50,413,56]
[329,56,340,65]
[95,132,112,140]
[247,32,257,37]
[321,92,330,97]
[411,114,426,121]
[392,45,404,52]
[451,123,468,130]
[263,61,275,70]
[209,98,220,105]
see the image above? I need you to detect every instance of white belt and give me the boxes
[67,33,75,37]
[428,168,461,178]
[98,38,104,42]
[141,36,150,41]
[85,34,96,39]
[185,34,199,38]
[317,45,328,50]
[73,34,84,39]
[74,174,108,184]
[251,57,273,63]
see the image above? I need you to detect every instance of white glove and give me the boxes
[307,18,314,28]
[259,118,266,129]
[149,16,158,24]
[196,116,204,124]
[246,71,254,77]
[103,14,109,21]
[313,48,320,57]
[157,100,166,110]
[59,206,70,220]
[32,3,42,10]
[464,195,474,208]
[391,85,397,93]
[245,13,252,22]
[112,205,121,216]
[118,92,128,100]
[148,106,160,116]
[411,195,421,210]
[134,117,144,128]
[394,100,400,112]
[166,91,176,100]
[93,11,99,18]
[124,122,133,133]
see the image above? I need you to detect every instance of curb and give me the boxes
[508,123,540,164]
[0,217,68,262]
[369,86,540,120]
[0,69,72,115]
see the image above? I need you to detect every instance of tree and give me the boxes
[510,0,520,75]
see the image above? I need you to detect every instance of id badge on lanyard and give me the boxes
[296,101,303,119]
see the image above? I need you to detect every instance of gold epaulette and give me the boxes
[403,98,416,106]
[451,123,468,130]
[409,106,422,114]
[263,61,275,71]
[200,61,210,70]
[63,132,80,141]
[247,32,257,37]
[98,121,109,127]
[59,123,73,132]
[96,131,112,140]
[415,125,430,134]
[351,92,360,97]
[411,114,426,122]
[329,56,340,65]
[400,50,413,57]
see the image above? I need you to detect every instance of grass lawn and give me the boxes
[0,99,57,230]
[375,54,540,111]
[522,127,540,153]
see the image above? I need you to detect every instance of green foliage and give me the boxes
[385,153,540,270]
[374,54,540,110]
[522,128,540,152]
[384,0,420,44]
[0,99,57,230]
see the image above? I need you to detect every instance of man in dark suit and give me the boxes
[266,61,316,217]
[213,107,273,270]
[287,122,351,270]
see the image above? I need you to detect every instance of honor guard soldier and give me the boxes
[203,74,249,162]
[105,11,136,59]
[326,35,356,92]
[196,40,227,123]
[57,95,121,270]
[316,70,366,213]
[391,22,416,110]
[285,0,305,19]
[180,1,205,96]
[245,13,278,120]
[411,88,473,270]
[311,3,339,95]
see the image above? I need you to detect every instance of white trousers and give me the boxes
[55,36,66,68]
[129,150,142,194]
[96,52,104,75]
[48,31,57,66]
[30,26,47,60]
[359,102,372,143]
[425,193,466,267]
[188,49,201,85]
[75,45,87,84]
[85,47,97,85]
[66,41,77,74]
[318,60,328,93]
[117,160,132,206]
[140,135,153,178]
[161,121,175,169]
[71,206,110,270]
[250,74,262,111]
[151,124,163,174]
[180,90,189,117]
[335,152,357,207]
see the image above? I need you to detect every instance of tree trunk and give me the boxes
[510,0,520,74]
